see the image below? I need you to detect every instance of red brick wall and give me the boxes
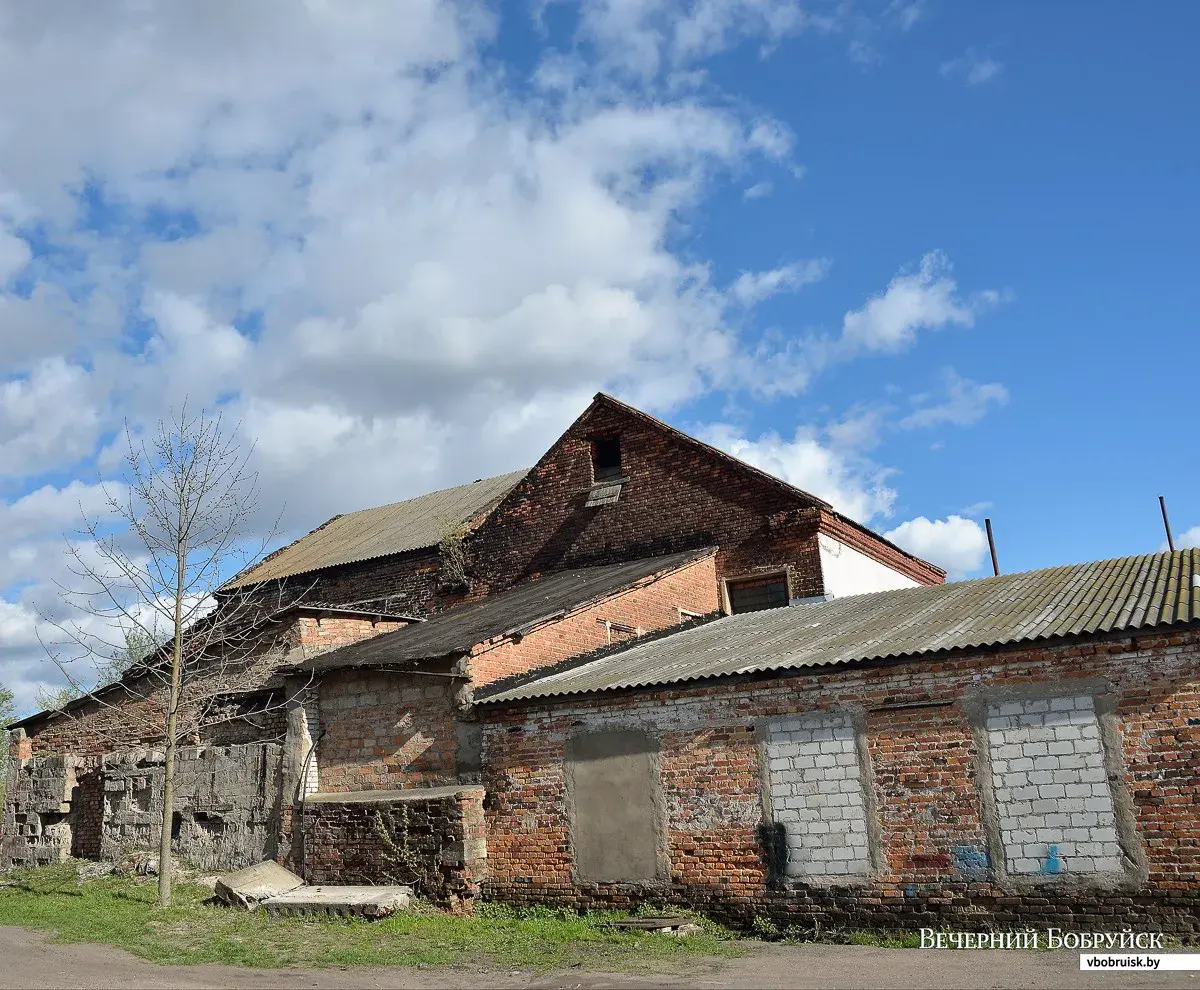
[317,670,459,792]
[480,627,1200,935]
[466,397,938,602]
[296,616,411,653]
[19,611,408,758]
[241,545,466,618]
[469,554,720,687]
[301,788,486,910]
[467,400,826,598]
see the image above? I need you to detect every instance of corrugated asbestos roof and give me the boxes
[226,470,529,587]
[305,548,715,671]
[477,549,1200,705]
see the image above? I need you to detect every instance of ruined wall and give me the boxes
[98,744,284,870]
[2,739,284,872]
[14,612,404,760]
[299,786,486,909]
[253,546,464,617]
[1,744,89,868]
[480,626,1200,936]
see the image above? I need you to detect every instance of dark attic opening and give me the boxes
[591,435,622,482]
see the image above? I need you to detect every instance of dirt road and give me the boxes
[1,927,1196,989]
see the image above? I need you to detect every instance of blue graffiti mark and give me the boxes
[951,845,990,877]
[905,883,918,898]
[1040,844,1064,875]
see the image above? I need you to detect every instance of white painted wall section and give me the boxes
[818,533,920,599]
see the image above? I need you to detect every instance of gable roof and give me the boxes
[477,548,1200,705]
[587,392,831,510]
[305,548,715,672]
[585,394,943,581]
[225,470,529,588]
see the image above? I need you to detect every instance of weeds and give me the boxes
[0,863,741,972]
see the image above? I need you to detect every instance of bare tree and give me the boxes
[39,408,309,907]
[0,684,14,828]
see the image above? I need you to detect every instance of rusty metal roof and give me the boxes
[477,549,1200,705]
[226,470,528,588]
[305,548,716,671]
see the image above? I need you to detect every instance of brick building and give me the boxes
[474,550,1200,935]
[4,393,936,881]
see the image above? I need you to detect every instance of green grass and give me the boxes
[0,864,741,972]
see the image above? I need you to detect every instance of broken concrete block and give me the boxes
[261,885,412,919]
[214,860,305,910]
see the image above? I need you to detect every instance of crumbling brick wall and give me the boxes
[480,627,1200,936]
[251,546,466,618]
[299,786,486,910]
[1,748,89,869]
[97,744,284,870]
[3,740,285,872]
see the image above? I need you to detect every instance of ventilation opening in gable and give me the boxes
[591,436,623,483]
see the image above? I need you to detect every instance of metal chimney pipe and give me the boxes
[985,518,1000,576]
[1159,496,1175,552]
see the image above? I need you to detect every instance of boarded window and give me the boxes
[567,730,661,882]
[986,695,1123,876]
[765,713,872,879]
[591,436,623,482]
[727,574,789,614]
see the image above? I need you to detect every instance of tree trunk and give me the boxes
[157,714,177,907]
[157,557,186,909]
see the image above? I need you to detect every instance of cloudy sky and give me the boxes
[1,1,1197,713]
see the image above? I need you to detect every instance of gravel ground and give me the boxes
[1,926,1197,989]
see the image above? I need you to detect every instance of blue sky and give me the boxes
[0,0,1197,709]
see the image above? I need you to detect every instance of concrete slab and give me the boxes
[214,861,305,910]
[261,885,413,918]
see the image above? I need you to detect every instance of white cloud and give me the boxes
[1,0,875,705]
[1162,526,1200,552]
[940,49,1003,86]
[888,0,927,32]
[702,423,896,523]
[743,180,773,200]
[885,514,989,579]
[841,251,990,352]
[575,0,811,77]
[826,408,886,451]
[0,4,993,706]
[730,258,830,306]
[0,222,31,283]
[899,369,1009,429]
[0,358,104,477]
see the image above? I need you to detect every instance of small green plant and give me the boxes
[437,526,471,590]
[372,807,447,901]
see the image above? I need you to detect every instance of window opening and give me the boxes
[727,574,789,614]
[591,436,623,483]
